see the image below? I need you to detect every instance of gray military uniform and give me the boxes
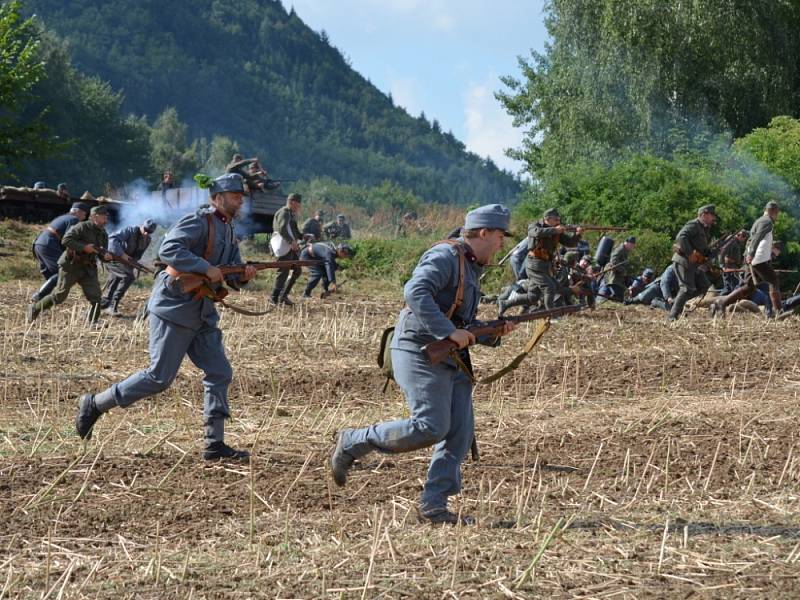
[101,225,152,311]
[340,240,496,512]
[92,208,243,426]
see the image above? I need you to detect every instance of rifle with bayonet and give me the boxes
[422,304,586,366]
[173,260,322,301]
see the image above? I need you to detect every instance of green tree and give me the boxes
[206,135,240,175]
[0,0,54,179]
[499,1,800,182]
[149,107,200,181]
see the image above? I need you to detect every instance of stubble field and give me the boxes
[3,271,800,598]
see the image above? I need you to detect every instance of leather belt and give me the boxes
[47,226,62,241]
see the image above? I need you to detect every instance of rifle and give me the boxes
[422,304,586,365]
[564,225,628,232]
[94,246,155,274]
[479,246,518,281]
[320,279,345,299]
[723,267,798,274]
[173,260,322,301]
[681,232,734,265]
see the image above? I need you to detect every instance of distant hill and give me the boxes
[23,0,520,204]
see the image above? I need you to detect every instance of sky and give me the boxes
[288,0,550,175]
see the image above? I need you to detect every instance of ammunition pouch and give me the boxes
[530,246,551,261]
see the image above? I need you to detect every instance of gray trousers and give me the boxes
[342,348,474,511]
[101,264,136,309]
[103,314,232,419]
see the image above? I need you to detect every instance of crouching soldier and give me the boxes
[75,174,258,460]
[330,204,517,524]
[300,242,354,298]
[100,218,158,315]
[27,205,112,325]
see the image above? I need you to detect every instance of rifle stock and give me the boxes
[174,260,321,297]
[421,304,585,365]
[97,247,155,274]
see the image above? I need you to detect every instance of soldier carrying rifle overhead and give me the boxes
[75,173,258,461]
[330,204,518,525]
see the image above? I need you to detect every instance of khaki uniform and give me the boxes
[525,221,580,309]
[33,220,109,321]
[669,219,710,320]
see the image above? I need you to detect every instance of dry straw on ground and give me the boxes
[2,278,800,598]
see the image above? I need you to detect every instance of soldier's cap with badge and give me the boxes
[142,218,157,234]
[209,173,246,196]
[337,214,346,219]
[464,203,513,236]
[765,200,780,211]
[90,205,109,216]
[71,201,91,214]
[625,236,636,244]
[287,192,302,203]
[543,207,560,220]
[697,204,717,217]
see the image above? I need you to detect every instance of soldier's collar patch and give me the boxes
[213,209,230,224]
[464,248,477,263]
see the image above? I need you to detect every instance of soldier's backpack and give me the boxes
[377,240,466,391]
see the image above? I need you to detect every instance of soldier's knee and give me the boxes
[414,417,450,444]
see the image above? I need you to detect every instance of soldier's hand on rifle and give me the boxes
[745,255,752,265]
[241,265,257,282]
[448,329,476,349]
[329,282,337,293]
[206,265,224,283]
[291,240,300,252]
[554,225,566,234]
[83,244,98,254]
[497,321,517,337]
[575,227,584,235]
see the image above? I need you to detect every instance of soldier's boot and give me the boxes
[27,295,55,323]
[279,294,294,307]
[202,418,249,461]
[87,302,103,323]
[498,292,532,316]
[417,506,475,526]
[768,289,783,319]
[668,292,689,322]
[330,429,357,487]
[75,389,116,439]
[31,274,58,303]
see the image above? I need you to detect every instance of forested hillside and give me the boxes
[21,0,519,203]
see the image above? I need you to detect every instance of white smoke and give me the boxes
[114,177,206,232]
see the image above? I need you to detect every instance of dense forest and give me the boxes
[499,0,800,270]
[9,0,519,204]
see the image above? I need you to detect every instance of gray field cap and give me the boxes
[142,218,157,233]
[464,203,512,236]
[210,173,246,196]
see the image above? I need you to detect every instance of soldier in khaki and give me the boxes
[600,236,635,301]
[526,208,583,309]
[27,205,113,324]
[668,204,716,321]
